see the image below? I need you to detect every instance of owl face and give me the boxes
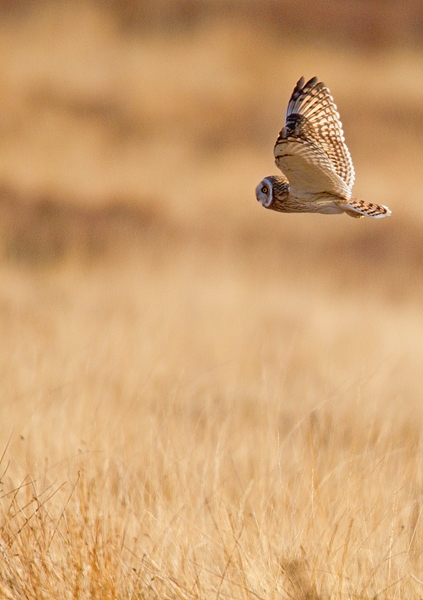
[255,177,274,208]
[256,175,290,211]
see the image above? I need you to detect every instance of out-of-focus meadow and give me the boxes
[2,1,423,598]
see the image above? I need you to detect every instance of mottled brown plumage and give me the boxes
[256,77,391,219]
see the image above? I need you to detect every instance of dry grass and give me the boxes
[2,243,423,599]
[1,2,423,599]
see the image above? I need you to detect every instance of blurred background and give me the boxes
[0,0,422,272]
[1,0,423,421]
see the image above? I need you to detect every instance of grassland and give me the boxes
[1,3,423,599]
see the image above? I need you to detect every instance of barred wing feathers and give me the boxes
[274,77,355,200]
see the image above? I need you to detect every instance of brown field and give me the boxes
[2,2,423,598]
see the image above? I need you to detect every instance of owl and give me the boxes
[256,76,391,219]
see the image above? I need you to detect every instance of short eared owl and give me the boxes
[256,77,391,219]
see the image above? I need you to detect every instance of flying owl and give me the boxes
[256,76,391,219]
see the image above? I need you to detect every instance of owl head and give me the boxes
[255,176,290,211]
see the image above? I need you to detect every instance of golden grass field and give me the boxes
[2,2,423,598]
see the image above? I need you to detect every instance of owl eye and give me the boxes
[262,186,268,194]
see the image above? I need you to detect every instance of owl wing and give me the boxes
[274,77,355,200]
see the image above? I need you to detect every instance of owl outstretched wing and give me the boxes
[274,77,355,200]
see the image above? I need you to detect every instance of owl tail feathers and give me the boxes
[338,199,392,219]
